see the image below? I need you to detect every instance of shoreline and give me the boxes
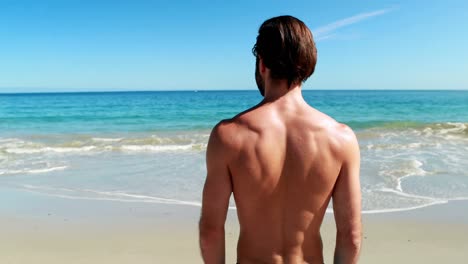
[9,184,468,216]
[1,188,468,263]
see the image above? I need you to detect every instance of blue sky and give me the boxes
[0,0,467,92]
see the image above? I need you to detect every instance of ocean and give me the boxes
[0,90,467,213]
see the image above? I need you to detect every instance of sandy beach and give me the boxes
[1,188,467,264]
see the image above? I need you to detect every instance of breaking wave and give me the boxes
[0,134,209,155]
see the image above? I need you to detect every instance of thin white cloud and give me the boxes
[313,7,396,41]
[315,34,337,42]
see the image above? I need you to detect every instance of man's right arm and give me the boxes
[332,126,362,264]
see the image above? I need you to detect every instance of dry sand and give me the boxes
[0,189,467,263]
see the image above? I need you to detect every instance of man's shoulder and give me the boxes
[308,109,358,153]
[328,121,357,142]
[209,118,243,152]
[323,119,359,160]
[209,110,259,155]
[309,107,353,136]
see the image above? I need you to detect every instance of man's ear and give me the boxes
[259,57,266,74]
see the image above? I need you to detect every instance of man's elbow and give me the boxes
[199,221,224,249]
[336,229,362,252]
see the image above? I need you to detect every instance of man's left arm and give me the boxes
[199,124,233,264]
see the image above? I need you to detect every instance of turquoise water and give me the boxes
[0,90,467,212]
[1,90,467,133]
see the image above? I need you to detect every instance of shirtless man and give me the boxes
[199,16,361,264]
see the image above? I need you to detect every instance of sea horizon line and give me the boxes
[1,88,467,95]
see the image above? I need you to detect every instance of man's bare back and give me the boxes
[199,16,361,264]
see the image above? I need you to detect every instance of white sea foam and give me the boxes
[378,187,437,201]
[5,146,97,154]
[377,159,428,192]
[4,144,207,154]
[0,136,208,155]
[22,185,452,214]
[365,142,429,150]
[0,138,23,143]
[1,166,68,175]
[324,199,450,214]
[437,122,467,134]
[120,144,195,152]
[360,200,449,214]
[356,187,449,214]
[21,184,205,207]
[19,184,461,214]
[450,197,468,201]
[91,137,123,142]
[396,159,427,192]
[363,122,468,142]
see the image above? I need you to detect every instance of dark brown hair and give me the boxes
[252,15,317,87]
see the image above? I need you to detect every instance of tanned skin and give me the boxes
[199,58,362,264]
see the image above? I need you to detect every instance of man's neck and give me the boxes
[262,82,304,105]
